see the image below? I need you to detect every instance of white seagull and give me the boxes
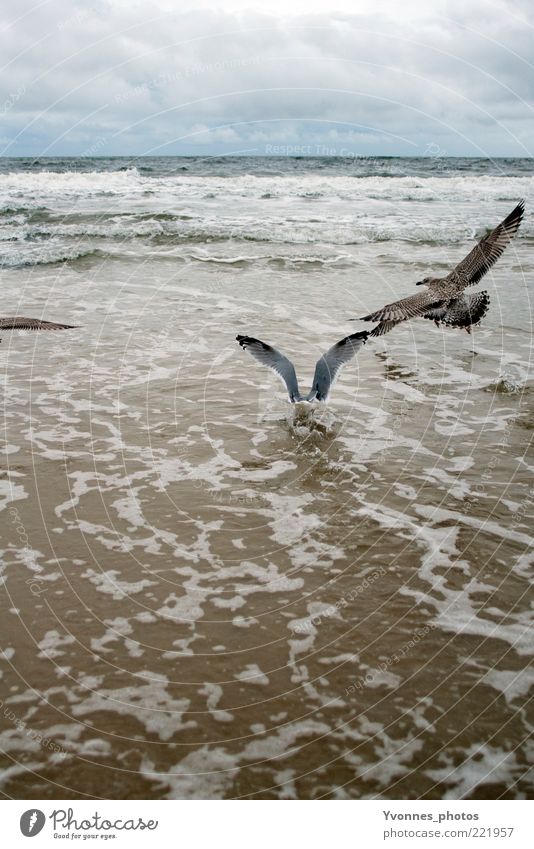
[237,330,368,403]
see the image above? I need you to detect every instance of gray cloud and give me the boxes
[0,0,533,156]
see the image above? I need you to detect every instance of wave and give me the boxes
[0,168,142,198]
[4,212,533,246]
[1,227,531,270]
[0,245,105,269]
[1,169,533,202]
[180,252,357,268]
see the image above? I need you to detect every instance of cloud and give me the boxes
[0,0,533,155]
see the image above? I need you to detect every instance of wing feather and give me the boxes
[368,319,404,337]
[361,290,444,323]
[448,200,524,288]
[308,330,368,401]
[423,292,490,329]
[236,335,301,402]
[0,317,79,331]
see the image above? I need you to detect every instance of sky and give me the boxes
[0,0,533,157]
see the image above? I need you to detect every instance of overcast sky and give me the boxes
[1,0,533,157]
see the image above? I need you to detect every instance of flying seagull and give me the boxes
[237,330,368,403]
[0,317,78,342]
[358,200,524,337]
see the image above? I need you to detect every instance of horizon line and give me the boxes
[1,153,533,160]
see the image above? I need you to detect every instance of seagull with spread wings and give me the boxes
[237,330,368,403]
[358,201,525,337]
[0,317,78,342]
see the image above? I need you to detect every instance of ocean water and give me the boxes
[0,156,533,799]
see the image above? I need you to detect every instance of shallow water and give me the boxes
[0,156,533,799]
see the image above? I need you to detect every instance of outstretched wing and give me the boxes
[360,289,444,324]
[0,317,79,331]
[448,200,524,288]
[308,330,368,401]
[236,334,301,402]
[423,291,490,329]
[368,318,407,337]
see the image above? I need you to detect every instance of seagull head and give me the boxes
[416,276,432,287]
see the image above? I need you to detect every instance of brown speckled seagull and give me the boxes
[358,201,525,337]
[0,317,78,342]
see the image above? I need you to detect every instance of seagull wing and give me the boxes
[237,335,301,402]
[0,317,79,331]
[447,200,524,288]
[368,319,405,337]
[307,330,368,401]
[420,304,448,323]
[360,289,444,324]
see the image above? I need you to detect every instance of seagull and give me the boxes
[357,200,524,337]
[237,330,368,403]
[0,317,79,343]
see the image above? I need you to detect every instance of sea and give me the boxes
[0,155,533,799]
